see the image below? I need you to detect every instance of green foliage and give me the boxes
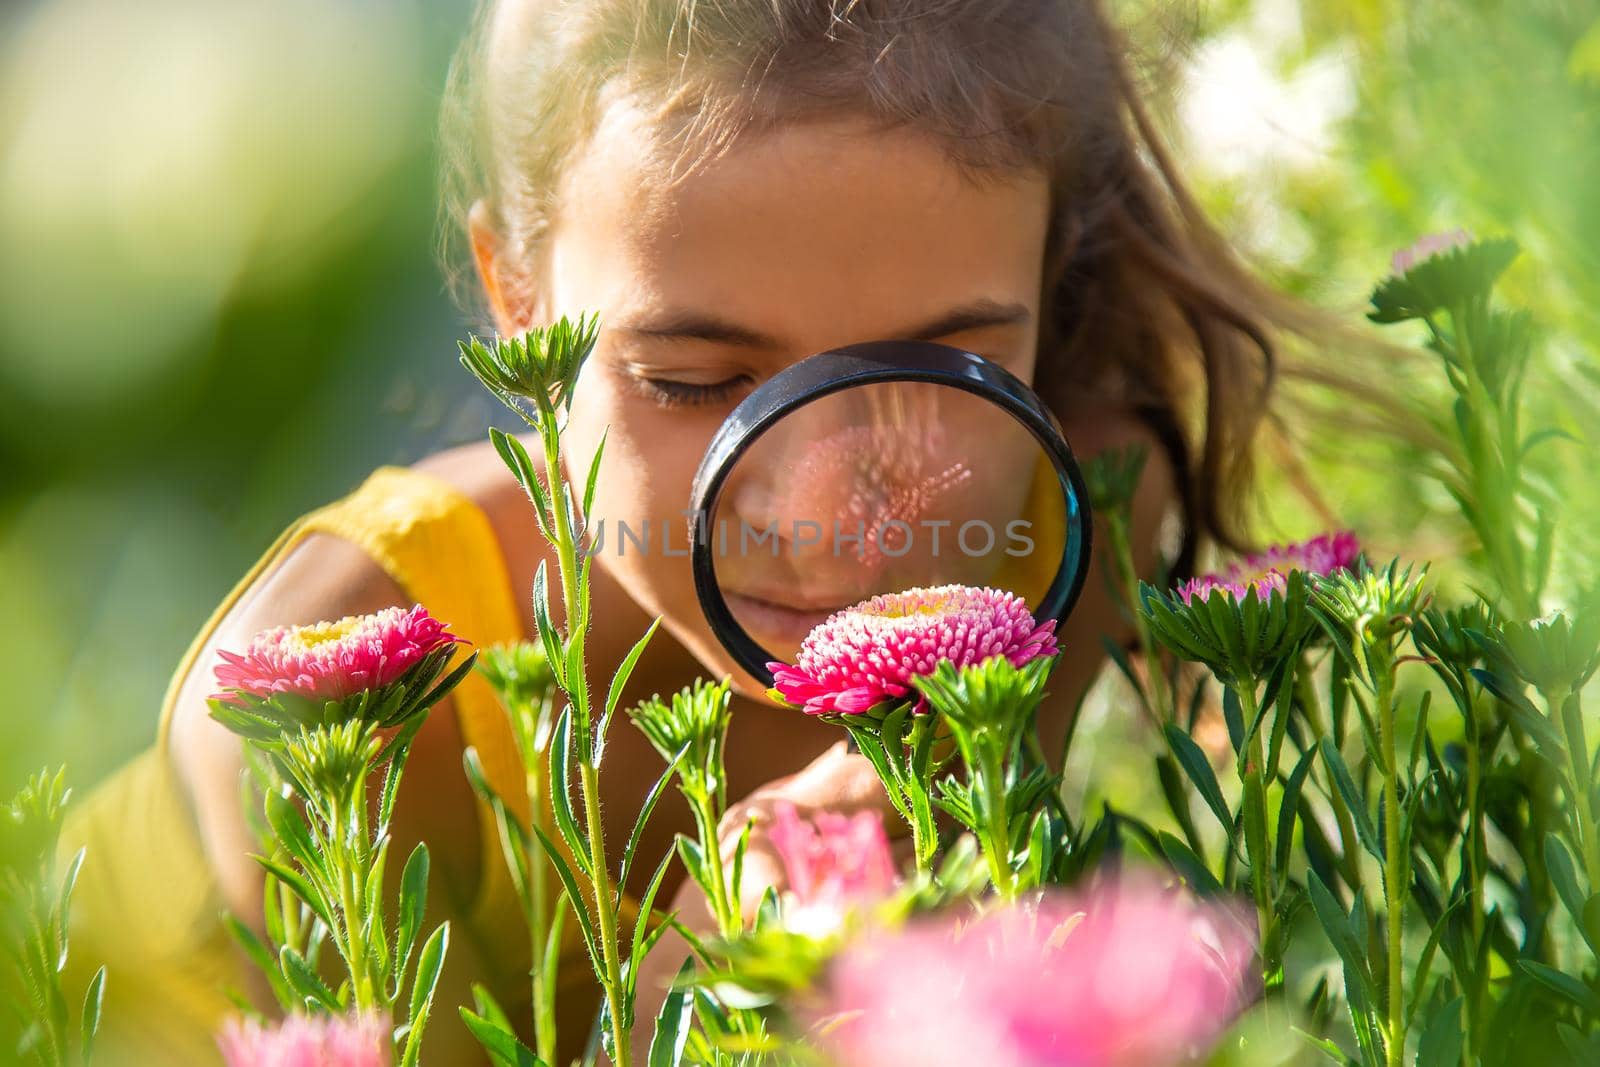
[0,768,104,1067]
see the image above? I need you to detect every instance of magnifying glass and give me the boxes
[689,340,1093,687]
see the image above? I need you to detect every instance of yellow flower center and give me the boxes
[282,616,364,653]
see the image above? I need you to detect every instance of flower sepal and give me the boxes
[1369,233,1518,324]
[1140,569,1315,687]
[1474,600,1600,698]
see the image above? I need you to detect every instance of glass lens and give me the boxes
[707,380,1069,661]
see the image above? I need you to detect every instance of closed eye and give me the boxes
[628,374,754,409]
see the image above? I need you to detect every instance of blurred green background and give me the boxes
[2,0,1596,794]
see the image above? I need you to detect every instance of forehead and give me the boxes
[545,102,1052,352]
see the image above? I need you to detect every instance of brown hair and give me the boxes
[440,0,1326,560]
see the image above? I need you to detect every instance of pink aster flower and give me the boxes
[813,876,1254,1067]
[1391,228,1473,276]
[218,1012,391,1067]
[212,604,465,705]
[1177,531,1360,606]
[768,801,899,936]
[767,585,1058,716]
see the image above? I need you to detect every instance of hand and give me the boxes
[715,740,907,914]
[629,741,903,1046]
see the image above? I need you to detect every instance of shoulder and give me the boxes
[412,437,538,546]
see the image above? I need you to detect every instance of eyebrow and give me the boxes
[613,298,1032,349]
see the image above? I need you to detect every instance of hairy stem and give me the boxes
[1377,662,1405,1067]
[1236,682,1278,1004]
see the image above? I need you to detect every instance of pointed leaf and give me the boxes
[395,843,431,980]
[460,1008,545,1067]
[648,958,696,1067]
[1319,739,1382,863]
[1164,724,1232,834]
[80,965,106,1056]
[401,923,451,1067]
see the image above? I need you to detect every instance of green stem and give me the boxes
[1236,682,1277,1004]
[1298,669,1364,896]
[1108,513,1173,724]
[578,760,630,1067]
[1377,661,1405,1067]
[1550,690,1600,892]
[978,747,1015,900]
[525,745,556,1066]
[332,794,379,1014]
[690,790,739,938]
[537,412,628,1066]
[1462,686,1486,1060]
[907,715,938,875]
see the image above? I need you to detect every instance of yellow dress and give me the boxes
[60,467,543,1065]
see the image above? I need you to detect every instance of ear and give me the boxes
[468,199,543,335]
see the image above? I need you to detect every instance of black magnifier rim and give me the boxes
[689,339,1094,688]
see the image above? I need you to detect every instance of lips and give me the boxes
[723,589,855,647]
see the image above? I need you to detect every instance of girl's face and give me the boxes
[484,103,1051,697]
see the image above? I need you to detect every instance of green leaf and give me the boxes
[1163,724,1232,835]
[395,843,431,982]
[1414,996,1463,1067]
[549,708,592,875]
[1307,872,1376,1011]
[630,848,679,969]
[493,426,553,537]
[460,1009,545,1067]
[265,788,320,874]
[280,945,341,1011]
[582,428,608,520]
[532,826,600,968]
[1276,746,1317,876]
[1545,834,1590,942]
[1157,831,1222,896]
[1155,754,1206,861]
[1520,960,1600,1014]
[226,914,297,1011]
[601,617,659,726]
[648,959,696,1067]
[401,922,451,1067]
[620,757,680,892]
[675,835,708,895]
[1319,739,1382,863]
[377,739,410,831]
[80,965,106,1058]
[532,562,566,690]
[1470,668,1564,756]
[252,856,335,932]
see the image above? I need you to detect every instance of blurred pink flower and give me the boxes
[1177,531,1360,606]
[212,604,464,705]
[769,801,899,935]
[814,877,1255,1067]
[767,585,1058,716]
[218,1013,390,1067]
[1391,229,1473,275]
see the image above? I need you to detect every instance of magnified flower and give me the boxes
[212,605,464,706]
[218,1012,391,1067]
[768,801,898,936]
[812,876,1254,1067]
[767,585,1058,716]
